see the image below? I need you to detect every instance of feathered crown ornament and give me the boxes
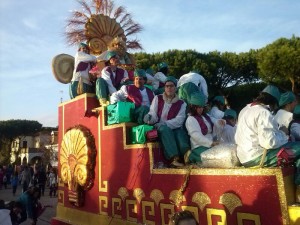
[65,0,143,55]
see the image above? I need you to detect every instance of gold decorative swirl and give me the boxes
[85,14,124,55]
[219,193,242,214]
[74,165,87,186]
[192,192,211,211]
[60,163,71,184]
[150,189,164,206]
[133,188,145,204]
[88,37,107,55]
[118,187,129,201]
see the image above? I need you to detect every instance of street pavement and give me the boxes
[0,185,57,225]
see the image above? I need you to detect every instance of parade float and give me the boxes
[50,1,300,224]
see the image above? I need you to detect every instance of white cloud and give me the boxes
[22,18,39,30]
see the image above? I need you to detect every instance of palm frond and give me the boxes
[64,0,143,49]
[92,0,103,14]
[66,19,86,28]
[126,40,143,50]
[77,0,92,15]
[71,10,89,20]
[113,6,125,20]
[125,24,143,36]
[119,13,130,24]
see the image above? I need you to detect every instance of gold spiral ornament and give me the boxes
[88,37,107,55]
[85,14,124,54]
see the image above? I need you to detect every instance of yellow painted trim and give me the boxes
[141,201,155,225]
[160,203,175,225]
[55,204,140,225]
[98,114,108,192]
[288,205,300,225]
[59,93,96,107]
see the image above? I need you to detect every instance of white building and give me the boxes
[10,130,58,167]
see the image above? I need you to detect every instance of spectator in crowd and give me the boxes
[111,69,155,124]
[38,167,47,196]
[18,186,41,225]
[11,171,19,196]
[275,91,297,135]
[2,173,7,189]
[169,210,199,225]
[20,166,31,193]
[144,76,190,167]
[49,169,57,198]
[1,201,23,225]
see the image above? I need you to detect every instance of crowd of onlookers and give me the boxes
[0,163,57,225]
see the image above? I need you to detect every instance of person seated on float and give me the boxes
[110,69,154,124]
[235,85,300,188]
[153,62,169,94]
[274,91,297,135]
[185,92,225,164]
[219,109,237,144]
[177,71,208,104]
[144,68,156,90]
[143,76,190,168]
[95,51,129,105]
[107,36,135,65]
[69,43,97,99]
[208,95,226,119]
[168,210,199,225]
[288,105,300,141]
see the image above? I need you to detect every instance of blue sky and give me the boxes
[0,0,299,127]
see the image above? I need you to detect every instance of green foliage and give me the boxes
[225,82,267,113]
[0,119,42,140]
[134,49,259,96]
[257,35,300,92]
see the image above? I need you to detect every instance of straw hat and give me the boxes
[51,54,74,84]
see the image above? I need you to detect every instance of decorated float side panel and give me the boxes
[53,95,293,225]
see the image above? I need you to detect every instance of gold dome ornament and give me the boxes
[60,125,96,206]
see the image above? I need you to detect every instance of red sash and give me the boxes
[157,95,184,120]
[193,114,214,135]
[126,85,154,107]
[105,67,125,88]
